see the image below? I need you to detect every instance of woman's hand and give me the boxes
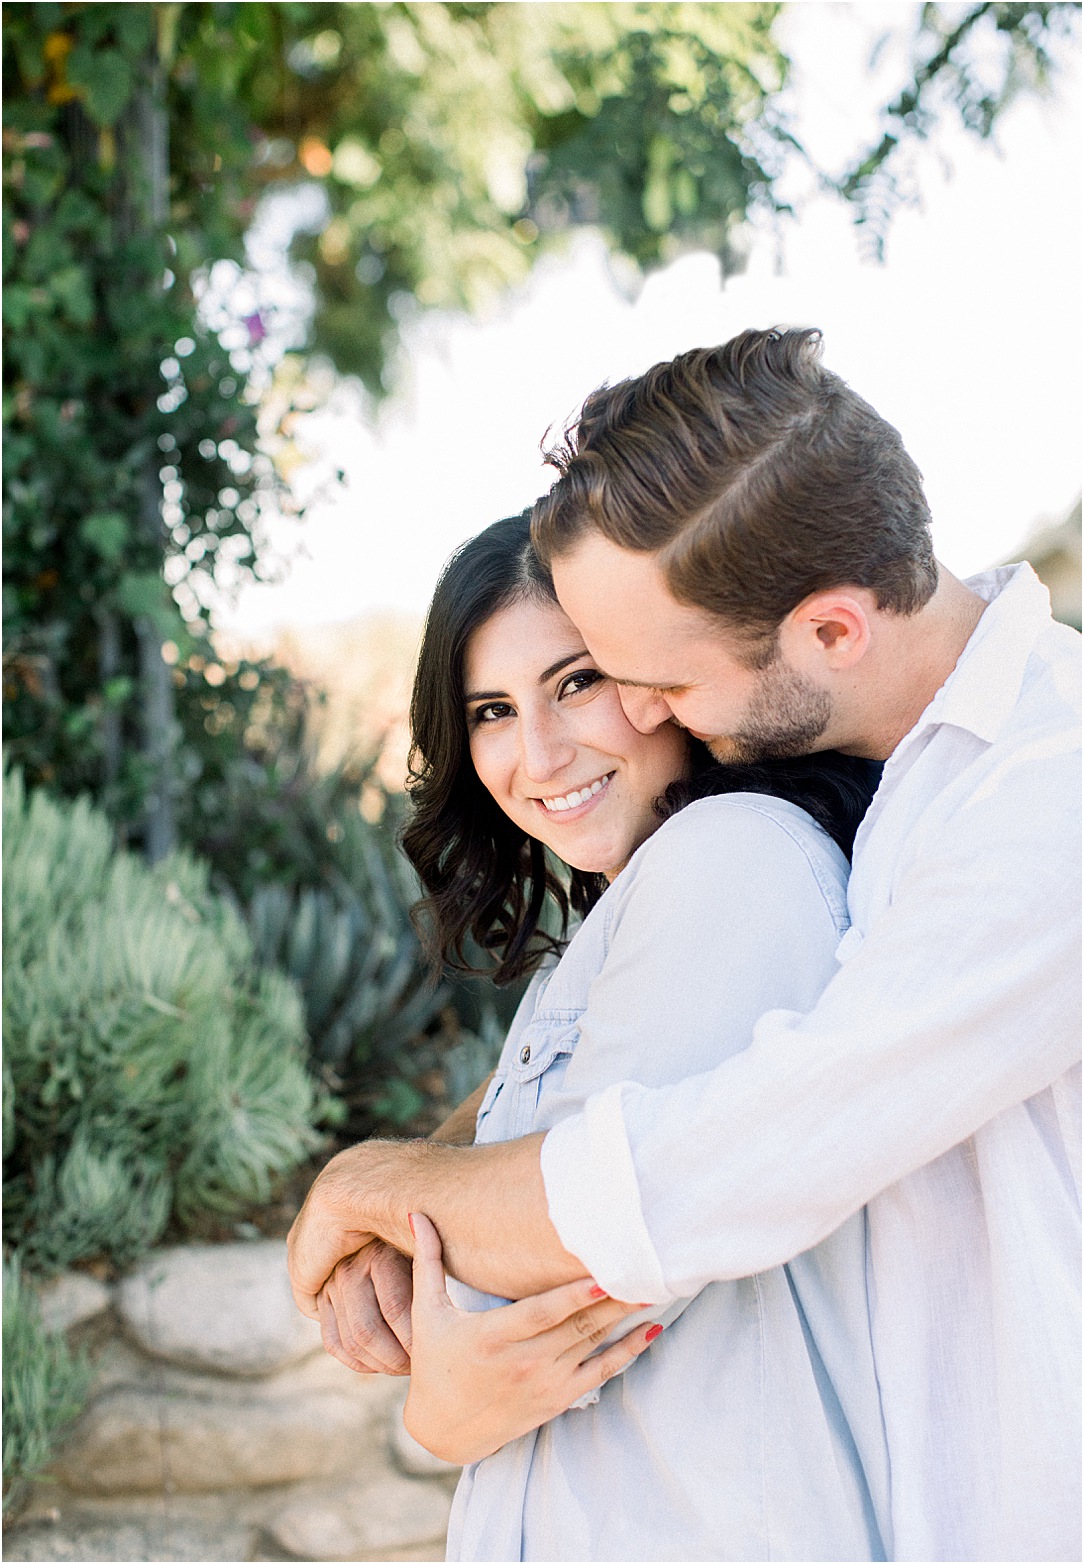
[403,1212,662,1466]
[318,1240,415,1376]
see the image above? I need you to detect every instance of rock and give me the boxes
[85,1331,407,1412]
[1,1516,253,1561]
[389,1399,461,1479]
[54,1382,393,1493]
[37,1272,112,1335]
[116,1241,321,1377]
[270,1471,453,1561]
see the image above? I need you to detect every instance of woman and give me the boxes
[391,512,887,1561]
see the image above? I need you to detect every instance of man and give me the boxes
[289,328,1080,1561]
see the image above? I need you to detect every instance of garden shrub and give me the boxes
[3,767,324,1272]
[2,1252,91,1515]
[245,799,451,1077]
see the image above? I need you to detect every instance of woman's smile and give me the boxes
[535,771,614,815]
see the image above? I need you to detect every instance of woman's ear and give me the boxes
[779,589,875,672]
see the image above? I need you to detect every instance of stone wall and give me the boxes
[6,1242,460,1564]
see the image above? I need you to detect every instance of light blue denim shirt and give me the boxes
[445,794,890,1563]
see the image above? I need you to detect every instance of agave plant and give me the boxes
[242,796,531,1126]
[243,803,451,1086]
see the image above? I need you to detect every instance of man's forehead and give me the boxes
[552,536,730,664]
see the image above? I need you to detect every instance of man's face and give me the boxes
[551,532,832,763]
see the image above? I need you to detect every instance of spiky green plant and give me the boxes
[3,767,324,1271]
[2,1253,91,1515]
[244,804,452,1081]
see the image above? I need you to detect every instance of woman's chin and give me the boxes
[558,848,617,878]
[561,848,627,883]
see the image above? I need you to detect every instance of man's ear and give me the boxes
[778,589,875,671]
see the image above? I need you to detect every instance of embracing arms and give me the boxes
[290,1130,582,1326]
[307,1071,579,1377]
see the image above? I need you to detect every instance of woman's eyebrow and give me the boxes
[464,650,590,704]
[464,687,508,704]
[539,649,590,683]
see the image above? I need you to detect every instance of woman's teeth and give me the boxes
[541,773,613,812]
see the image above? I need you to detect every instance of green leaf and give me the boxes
[80,512,129,562]
[103,677,134,706]
[50,267,94,326]
[371,1078,425,1126]
[66,47,133,128]
[117,571,169,628]
[3,287,35,333]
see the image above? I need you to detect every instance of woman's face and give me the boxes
[465,595,690,881]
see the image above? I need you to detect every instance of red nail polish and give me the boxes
[588,1284,607,1299]
[407,1213,416,1237]
[645,1324,663,1342]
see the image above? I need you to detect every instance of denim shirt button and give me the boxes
[519,1044,531,1065]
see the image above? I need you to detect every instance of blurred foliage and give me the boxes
[245,796,451,1083]
[834,3,1080,257]
[239,1,789,384]
[3,1253,92,1517]
[2,3,303,850]
[1,0,789,856]
[2,766,325,1273]
[233,774,521,1136]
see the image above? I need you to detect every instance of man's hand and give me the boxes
[299,1079,495,1366]
[288,1131,580,1323]
[317,1241,414,1376]
[287,1142,402,1319]
[402,1213,662,1466]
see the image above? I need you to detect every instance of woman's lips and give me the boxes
[534,771,615,819]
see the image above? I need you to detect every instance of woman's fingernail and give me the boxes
[407,1213,416,1237]
[645,1324,664,1343]
[588,1284,607,1299]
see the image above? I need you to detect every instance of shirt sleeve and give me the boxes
[541,795,851,1302]
[542,743,1082,1304]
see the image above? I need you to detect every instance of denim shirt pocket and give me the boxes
[499,1013,581,1140]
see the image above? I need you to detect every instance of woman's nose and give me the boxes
[618,684,673,734]
[518,713,575,782]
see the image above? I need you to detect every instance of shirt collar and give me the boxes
[905,562,1054,748]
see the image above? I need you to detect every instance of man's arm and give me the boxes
[289,1131,586,1321]
[312,1070,502,1373]
[542,745,1081,1303]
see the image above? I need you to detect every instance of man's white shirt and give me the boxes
[542,563,1081,1563]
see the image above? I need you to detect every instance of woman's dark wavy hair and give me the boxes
[402,511,599,986]
[403,511,881,986]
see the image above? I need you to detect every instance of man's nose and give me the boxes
[618,685,673,734]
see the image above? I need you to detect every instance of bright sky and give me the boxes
[220,2,1082,636]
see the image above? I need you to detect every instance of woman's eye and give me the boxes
[560,669,603,698]
[472,701,514,725]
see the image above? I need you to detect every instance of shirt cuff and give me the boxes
[540,1082,674,1306]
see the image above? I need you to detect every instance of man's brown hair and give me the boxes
[531,327,938,660]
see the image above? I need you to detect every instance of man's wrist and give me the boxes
[318,1137,423,1254]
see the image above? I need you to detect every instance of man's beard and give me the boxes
[707,661,832,765]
